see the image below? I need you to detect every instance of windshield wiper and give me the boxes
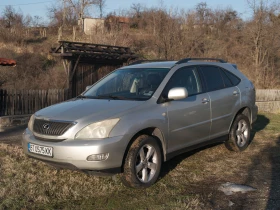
[76,95,88,99]
[96,94,128,100]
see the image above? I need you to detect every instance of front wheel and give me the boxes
[225,114,251,152]
[121,135,162,188]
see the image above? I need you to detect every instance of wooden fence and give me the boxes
[0,89,69,116]
[0,88,279,116]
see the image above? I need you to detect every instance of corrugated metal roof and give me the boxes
[51,41,138,64]
[0,58,16,66]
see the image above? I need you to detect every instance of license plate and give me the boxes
[28,143,53,157]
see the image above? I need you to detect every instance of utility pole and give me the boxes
[63,0,66,27]
[80,0,84,31]
[80,0,84,19]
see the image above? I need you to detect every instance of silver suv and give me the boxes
[22,58,258,188]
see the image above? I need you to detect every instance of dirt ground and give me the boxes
[0,113,280,210]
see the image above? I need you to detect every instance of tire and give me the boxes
[121,135,162,188]
[225,114,251,152]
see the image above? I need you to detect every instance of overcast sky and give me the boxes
[0,0,252,22]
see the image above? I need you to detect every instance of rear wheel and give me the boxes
[121,135,162,188]
[225,114,251,152]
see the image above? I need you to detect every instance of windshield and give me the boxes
[83,68,170,100]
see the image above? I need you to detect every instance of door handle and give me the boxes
[202,98,209,104]
[233,91,239,96]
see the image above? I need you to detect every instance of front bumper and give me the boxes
[22,129,128,173]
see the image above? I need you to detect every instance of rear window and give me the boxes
[223,70,241,86]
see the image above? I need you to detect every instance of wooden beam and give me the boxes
[70,54,81,80]
[51,53,73,57]
[53,44,63,53]
[58,40,130,50]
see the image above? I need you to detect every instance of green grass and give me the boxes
[1,113,280,209]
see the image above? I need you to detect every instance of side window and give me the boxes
[220,69,233,87]
[200,66,225,91]
[163,66,202,96]
[223,70,241,86]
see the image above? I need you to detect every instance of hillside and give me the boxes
[0,2,280,90]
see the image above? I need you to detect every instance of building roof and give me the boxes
[50,41,138,65]
[0,58,16,66]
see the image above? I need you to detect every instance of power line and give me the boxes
[0,1,56,7]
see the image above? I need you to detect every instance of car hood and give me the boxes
[35,98,146,122]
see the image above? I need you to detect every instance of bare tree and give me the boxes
[1,6,24,28]
[96,0,106,18]
[195,2,211,25]
[244,0,280,87]
[31,15,44,27]
[63,0,98,18]
[47,2,77,26]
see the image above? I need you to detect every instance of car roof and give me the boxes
[122,61,234,69]
[121,61,177,69]
[118,59,246,79]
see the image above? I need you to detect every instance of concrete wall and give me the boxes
[82,18,105,35]
[256,101,280,113]
[256,89,280,113]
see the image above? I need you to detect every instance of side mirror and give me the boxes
[85,85,92,91]
[168,87,188,100]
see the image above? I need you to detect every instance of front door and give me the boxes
[162,66,211,153]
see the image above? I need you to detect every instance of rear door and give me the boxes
[199,65,241,139]
[163,66,211,153]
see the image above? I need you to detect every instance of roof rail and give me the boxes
[231,64,238,69]
[175,58,226,65]
[128,59,170,66]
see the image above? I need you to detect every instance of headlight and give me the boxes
[75,118,120,139]
[28,114,35,131]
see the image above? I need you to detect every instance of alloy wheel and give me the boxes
[135,144,158,183]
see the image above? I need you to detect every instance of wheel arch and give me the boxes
[121,127,166,172]
[225,109,251,152]
[230,107,252,130]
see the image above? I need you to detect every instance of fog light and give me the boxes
[87,153,109,161]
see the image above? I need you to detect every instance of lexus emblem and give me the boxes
[43,123,50,130]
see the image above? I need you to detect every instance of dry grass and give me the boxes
[1,113,280,209]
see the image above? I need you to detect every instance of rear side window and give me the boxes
[220,70,233,87]
[200,66,224,91]
[223,70,241,86]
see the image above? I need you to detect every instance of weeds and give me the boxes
[1,113,280,209]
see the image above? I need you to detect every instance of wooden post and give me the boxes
[58,26,63,41]
[66,55,81,98]
[73,26,76,41]
[43,28,47,37]
[68,61,74,99]
[0,89,3,116]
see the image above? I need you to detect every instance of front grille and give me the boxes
[34,136,66,142]
[33,119,74,136]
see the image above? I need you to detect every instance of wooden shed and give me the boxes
[50,41,138,98]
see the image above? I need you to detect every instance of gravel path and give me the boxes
[0,125,26,145]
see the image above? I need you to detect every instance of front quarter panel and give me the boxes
[109,100,168,152]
